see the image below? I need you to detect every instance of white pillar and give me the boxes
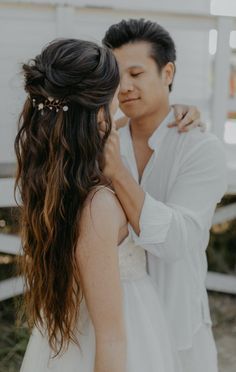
[212,16,233,140]
[56,5,75,38]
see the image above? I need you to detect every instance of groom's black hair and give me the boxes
[103,18,176,91]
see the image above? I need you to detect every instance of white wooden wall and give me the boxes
[4,0,211,14]
[0,1,235,162]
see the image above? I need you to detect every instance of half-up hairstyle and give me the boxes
[14,38,119,355]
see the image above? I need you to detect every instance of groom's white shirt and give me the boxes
[118,109,227,351]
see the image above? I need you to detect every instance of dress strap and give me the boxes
[93,185,115,194]
[103,186,115,194]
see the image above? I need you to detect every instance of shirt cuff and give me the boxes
[130,192,173,245]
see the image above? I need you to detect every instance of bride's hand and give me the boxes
[99,120,124,180]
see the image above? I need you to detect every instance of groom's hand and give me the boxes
[169,104,206,133]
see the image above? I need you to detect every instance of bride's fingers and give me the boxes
[99,130,105,139]
[115,116,128,129]
[98,120,118,139]
[111,118,117,130]
[98,120,109,138]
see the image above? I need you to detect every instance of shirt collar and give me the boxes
[119,107,175,158]
[148,108,174,151]
[119,123,133,158]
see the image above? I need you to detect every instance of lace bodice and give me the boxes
[118,236,147,280]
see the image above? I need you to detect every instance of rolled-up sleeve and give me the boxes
[130,192,172,244]
[130,137,227,261]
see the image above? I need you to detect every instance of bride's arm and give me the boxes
[76,189,126,372]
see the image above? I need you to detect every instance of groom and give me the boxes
[102,19,227,371]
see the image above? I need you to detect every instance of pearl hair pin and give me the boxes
[32,96,69,114]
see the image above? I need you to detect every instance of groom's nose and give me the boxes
[119,75,134,94]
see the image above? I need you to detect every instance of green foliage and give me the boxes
[208,221,236,273]
[208,195,236,274]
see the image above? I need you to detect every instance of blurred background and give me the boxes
[0,1,235,371]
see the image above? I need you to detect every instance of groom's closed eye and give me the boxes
[130,72,143,77]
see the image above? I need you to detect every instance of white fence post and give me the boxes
[212,17,234,140]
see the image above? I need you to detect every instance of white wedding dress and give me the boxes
[20,235,182,372]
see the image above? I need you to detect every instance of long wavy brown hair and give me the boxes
[14,38,119,355]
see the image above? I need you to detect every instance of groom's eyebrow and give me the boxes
[128,64,145,69]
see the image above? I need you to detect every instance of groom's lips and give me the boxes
[121,97,140,104]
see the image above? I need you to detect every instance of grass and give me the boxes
[0,293,235,372]
[0,297,30,372]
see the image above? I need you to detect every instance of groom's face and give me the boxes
[113,41,174,120]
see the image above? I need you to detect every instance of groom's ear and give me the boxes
[162,62,175,87]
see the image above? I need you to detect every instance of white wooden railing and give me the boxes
[1,176,236,301]
[0,176,23,301]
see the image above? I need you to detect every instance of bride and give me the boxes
[16,38,182,372]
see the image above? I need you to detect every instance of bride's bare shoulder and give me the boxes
[76,187,126,262]
[80,186,126,238]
